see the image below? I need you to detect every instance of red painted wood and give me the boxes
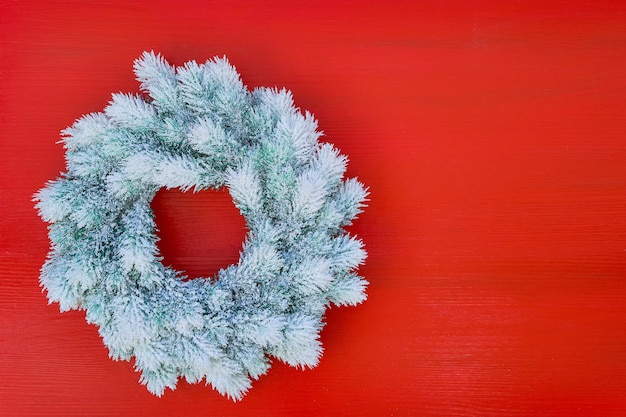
[152,188,248,280]
[2,1,626,415]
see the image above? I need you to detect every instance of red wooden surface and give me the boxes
[2,1,626,416]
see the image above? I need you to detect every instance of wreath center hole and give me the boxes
[152,188,247,280]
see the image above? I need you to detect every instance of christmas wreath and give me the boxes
[34,52,368,400]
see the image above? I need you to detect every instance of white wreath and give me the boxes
[34,52,369,400]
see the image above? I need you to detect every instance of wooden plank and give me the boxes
[1,1,626,415]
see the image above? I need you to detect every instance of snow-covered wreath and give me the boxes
[34,52,368,400]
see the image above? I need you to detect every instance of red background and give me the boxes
[2,1,626,416]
